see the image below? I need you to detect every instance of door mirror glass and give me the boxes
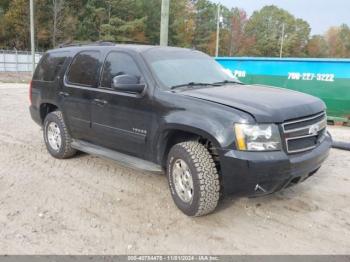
[112,75,145,93]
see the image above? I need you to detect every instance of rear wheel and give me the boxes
[167,141,220,217]
[43,111,77,159]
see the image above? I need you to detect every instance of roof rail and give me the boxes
[115,40,151,45]
[58,41,115,48]
[58,40,152,48]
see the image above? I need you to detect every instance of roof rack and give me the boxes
[58,40,151,48]
[115,40,151,45]
[58,41,115,48]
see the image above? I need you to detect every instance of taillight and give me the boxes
[29,80,33,105]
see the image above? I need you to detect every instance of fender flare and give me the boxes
[153,123,223,165]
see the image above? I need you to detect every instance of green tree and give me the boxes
[138,0,197,47]
[136,0,161,44]
[325,24,350,58]
[192,0,217,55]
[76,0,146,43]
[228,8,247,56]
[2,0,29,49]
[76,0,106,41]
[306,35,329,57]
[336,24,350,57]
[100,16,146,42]
[168,0,194,47]
[244,5,311,57]
[0,5,5,48]
[0,0,11,11]
[4,0,350,59]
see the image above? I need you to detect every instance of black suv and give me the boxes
[30,43,332,216]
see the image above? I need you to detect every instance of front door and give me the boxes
[61,50,101,140]
[91,52,153,159]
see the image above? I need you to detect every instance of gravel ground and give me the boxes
[0,73,32,83]
[0,83,349,255]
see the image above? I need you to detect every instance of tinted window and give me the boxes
[67,51,100,87]
[33,52,68,82]
[101,52,142,88]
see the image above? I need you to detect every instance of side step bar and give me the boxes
[71,140,163,173]
[332,140,350,151]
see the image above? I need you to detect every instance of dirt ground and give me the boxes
[0,72,32,83]
[0,83,349,255]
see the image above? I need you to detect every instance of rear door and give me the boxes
[91,51,153,158]
[61,50,102,140]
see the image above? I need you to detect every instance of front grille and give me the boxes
[282,112,327,154]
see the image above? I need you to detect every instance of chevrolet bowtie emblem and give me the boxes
[309,124,320,135]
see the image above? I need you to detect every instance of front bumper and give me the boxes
[219,133,332,196]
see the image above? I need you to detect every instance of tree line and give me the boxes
[0,0,349,58]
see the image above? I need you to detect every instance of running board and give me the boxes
[71,140,163,173]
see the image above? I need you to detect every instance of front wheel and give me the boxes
[167,141,220,217]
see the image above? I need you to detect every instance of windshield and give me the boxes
[144,49,237,89]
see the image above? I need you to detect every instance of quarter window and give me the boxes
[67,51,100,87]
[33,52,68,82]
[101,52,142,89]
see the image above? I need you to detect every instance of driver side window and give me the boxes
[100,52,142,89]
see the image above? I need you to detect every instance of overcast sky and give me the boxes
[212,0,349,35]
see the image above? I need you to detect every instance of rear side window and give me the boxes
[101,52,142,89]
[67,51,100,87]
[33,52,68,82]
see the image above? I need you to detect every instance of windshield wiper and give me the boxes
[170,82,220,90]
[212,79,242,85]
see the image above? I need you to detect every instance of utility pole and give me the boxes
[215,4,221,57]
[160,0,170,46]
[30,0,35,73]
[279,23,285,58]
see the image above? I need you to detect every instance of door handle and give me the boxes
[93,99,108,106]
[59,91,70,97]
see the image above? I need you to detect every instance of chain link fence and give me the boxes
[0,49,44,72]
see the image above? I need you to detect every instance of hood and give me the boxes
[181,84,325,123]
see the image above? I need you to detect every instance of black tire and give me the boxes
[167,141,220,217]
[43,111,77,159]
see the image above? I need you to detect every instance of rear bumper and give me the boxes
[29,105,42,126]
[219,133,332,196]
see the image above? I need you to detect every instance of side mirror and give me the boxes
[112,75,145,94]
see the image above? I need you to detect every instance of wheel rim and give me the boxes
[47,122,62,151]
[172,159,194,203]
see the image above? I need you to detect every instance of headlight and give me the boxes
[234,124,282,151]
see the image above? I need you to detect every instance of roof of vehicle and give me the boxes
[48,43,193,55]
